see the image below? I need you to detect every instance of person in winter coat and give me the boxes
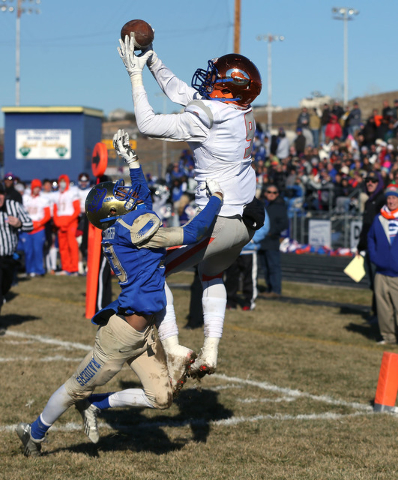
[53,174,80,275]
[258,185,288,297]
[22,179,51,277]
[368,184,398,344]
[325,114,343,142]
[357,171,385,318]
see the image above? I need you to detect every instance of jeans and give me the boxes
[258,249,282,294]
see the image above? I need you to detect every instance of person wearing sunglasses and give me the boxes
[356,171,385,321]
[258,185,288,298]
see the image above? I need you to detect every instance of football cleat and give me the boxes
[188,338,219,380]
[165,346,197,398]
[16,423,42,457]
[75,400,101,444]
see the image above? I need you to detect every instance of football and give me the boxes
[120,19,154,50]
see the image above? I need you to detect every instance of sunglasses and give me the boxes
[266,190,278,194]
[365,179,378,184]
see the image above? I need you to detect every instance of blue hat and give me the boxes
[385,184,398,198]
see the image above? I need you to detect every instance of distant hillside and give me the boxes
[253,90,398,130]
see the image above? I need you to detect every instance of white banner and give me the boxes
[308,219,331,248]
[16,129,71,160]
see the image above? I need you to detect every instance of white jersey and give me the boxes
[41,190,58,216]
[23,193,50,222]
[133,60,256,216]
[56,188,80,217]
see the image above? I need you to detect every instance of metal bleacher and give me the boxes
[280,253,368,289]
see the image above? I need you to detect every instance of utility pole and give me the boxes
[234,0,240,53]
[256,34,284,134]
[1,0,41,106]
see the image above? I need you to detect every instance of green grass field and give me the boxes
[1,271,398,480]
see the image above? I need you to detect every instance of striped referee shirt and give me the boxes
[0,199,33,256]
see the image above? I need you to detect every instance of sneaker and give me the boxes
[75,400,100,444]
[16,423,42,457]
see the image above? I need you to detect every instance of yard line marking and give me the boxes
[238,396,297,404]
[0,356,82,363]
[2,410,375,434]
[3,331,91,351]
[213,374,373,411]
[1,332,373,412]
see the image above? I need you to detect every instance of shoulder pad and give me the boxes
[185,100,214,129]
[117,213,161,245]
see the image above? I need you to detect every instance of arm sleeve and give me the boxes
[15,202,33,232]
[132,85,208,142]
[252,210,270,244]
[72,199,81,220]
[149,59,198,107]
[139,195,222,249]
[129,165,152,210]
[35,206,51,230]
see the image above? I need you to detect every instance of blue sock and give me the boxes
[30,414,51,441]
[88,392,114,410]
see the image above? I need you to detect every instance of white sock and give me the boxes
[108,389,153,408]
[201,279,227,338]
[156,282,179,342]
[41,384,75,425]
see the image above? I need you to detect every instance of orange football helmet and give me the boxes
[191,53,262,108]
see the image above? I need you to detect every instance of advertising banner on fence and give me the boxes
[309,219,331,248]
[350,220,363,251]
[16,129,72,160]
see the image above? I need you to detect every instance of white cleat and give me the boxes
[166,345,197,397]
[75,400,101,444]
[189,337,219,380]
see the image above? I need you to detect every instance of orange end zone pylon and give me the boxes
[374,352,398,412]
[85,223,102,319]
[85,141,108,319]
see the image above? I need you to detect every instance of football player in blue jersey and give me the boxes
[16,129,223,456]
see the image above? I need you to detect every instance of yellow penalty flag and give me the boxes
[344,255,366,283]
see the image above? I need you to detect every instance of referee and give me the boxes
[0,181,33,317]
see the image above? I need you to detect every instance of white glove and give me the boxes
[146,48,159,70]
[201,178,223,198]
[117,35,152,88]
[113,129,139,168]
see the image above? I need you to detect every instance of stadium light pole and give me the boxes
[1,0,41,106]
[256,34,284,134]
[332,7,359,107]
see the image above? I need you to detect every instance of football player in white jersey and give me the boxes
[117,36,265,379]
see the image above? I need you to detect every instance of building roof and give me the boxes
[1,106,103,118]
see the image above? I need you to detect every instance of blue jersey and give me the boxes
[91,165,222,325]
[102,208,166,316]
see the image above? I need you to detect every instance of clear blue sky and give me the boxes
[0,0,396,128]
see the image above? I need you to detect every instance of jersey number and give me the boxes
[103,244,128,284]
[244,111,255,159]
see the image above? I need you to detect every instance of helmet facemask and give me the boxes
[191,54,262,108]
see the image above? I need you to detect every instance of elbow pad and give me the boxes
[182,196,221,244]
